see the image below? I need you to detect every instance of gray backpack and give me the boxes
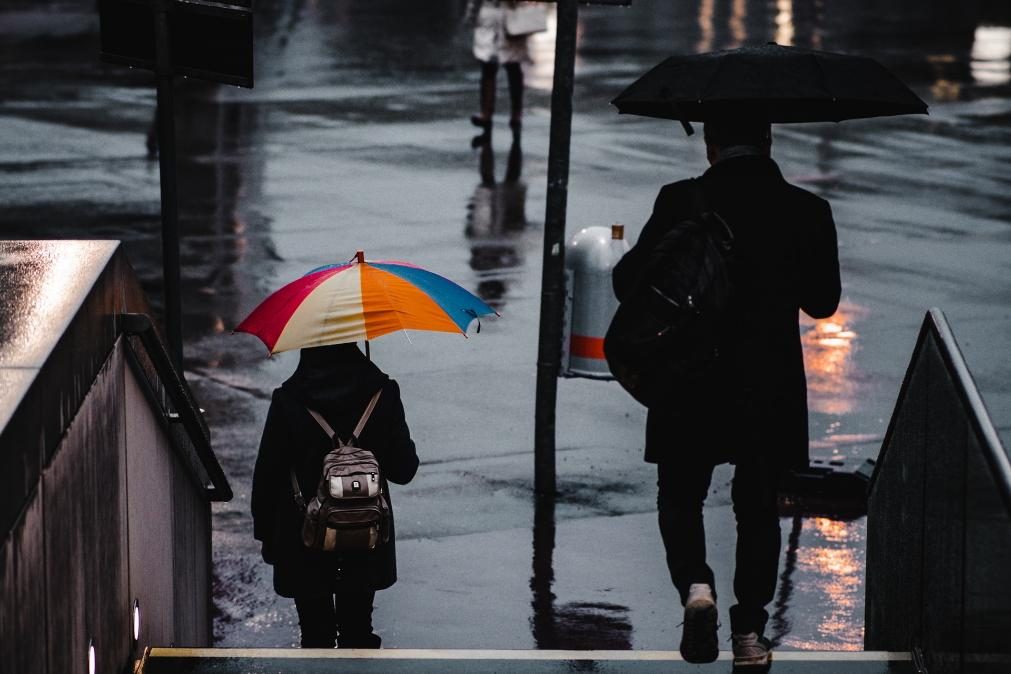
[290,390,391,552]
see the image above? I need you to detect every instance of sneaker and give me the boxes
[732,632,772,667]
[679,583,719,663]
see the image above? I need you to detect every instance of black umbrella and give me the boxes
[612,43,928,135]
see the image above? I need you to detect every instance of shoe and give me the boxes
[732,632,772,667]
[679,583,719,663]
[471,132,490,149]
[470,114,491,130]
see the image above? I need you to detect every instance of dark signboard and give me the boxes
[99,0,253,88]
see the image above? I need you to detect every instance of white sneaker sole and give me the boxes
[733,651,772,667]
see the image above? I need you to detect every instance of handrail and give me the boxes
[120,313,232,502]
[926,308,1011,511]
[870,307,1010,514]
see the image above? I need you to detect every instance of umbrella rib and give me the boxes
[698,55,729,103]
[810,53,838,117]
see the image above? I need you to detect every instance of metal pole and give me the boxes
[534,0,578,496]
[530,494,557,646]
[153,0,183,370]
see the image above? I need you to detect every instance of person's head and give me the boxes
[703,114,772,166]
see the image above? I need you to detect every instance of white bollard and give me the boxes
[561,224,629,379]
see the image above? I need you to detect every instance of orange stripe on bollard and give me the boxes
[570,335,606,359]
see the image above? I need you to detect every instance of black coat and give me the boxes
[251,344,419,597]
[612,155,840,469]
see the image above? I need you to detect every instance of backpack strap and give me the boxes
[289,470,306,512]
[290,408,337,512]
[349,389,383,446]
[306,408,337,443]
[305,389,383,448]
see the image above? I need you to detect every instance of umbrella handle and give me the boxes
[365,340,371,361]
[663,93,695,136]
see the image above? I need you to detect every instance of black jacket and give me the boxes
[612,155,840,469]
[251,344,419,597]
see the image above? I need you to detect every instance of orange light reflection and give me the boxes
[774,0,794,46]
[801,302,863,416]
[697,0,714,53]
[786,518,865,650]
[729,0,747,47]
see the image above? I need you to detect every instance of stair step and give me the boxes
[138,647,915,673]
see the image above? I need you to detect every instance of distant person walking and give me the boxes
[252,343,419,648]
[612,115,840,667]
[464,0,544,134]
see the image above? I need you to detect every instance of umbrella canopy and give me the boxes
[235,252,497,354]
[612,43,927,129]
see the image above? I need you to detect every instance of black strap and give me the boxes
[691,178,733,248]
[289,389,384,512]
[290,470,306,512]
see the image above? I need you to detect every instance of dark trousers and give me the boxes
[293,590,381,648]
[657,456,782,636]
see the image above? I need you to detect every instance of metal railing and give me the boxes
[865,308,1010,673]
[121,312,232,502]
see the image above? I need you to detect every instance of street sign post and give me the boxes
[534,0,631,495]
[100,0,253,87]
[98,0,253,369]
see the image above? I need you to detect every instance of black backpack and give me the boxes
[604,181,734,407]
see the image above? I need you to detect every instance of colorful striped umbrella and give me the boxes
[235,252,498,355]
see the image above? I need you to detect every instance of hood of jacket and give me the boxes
[280,342,388,411]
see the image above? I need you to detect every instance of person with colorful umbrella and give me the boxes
[245,253,495,648]
[609,45,927,667]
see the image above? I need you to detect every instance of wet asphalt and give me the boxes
[1,0,1010,653]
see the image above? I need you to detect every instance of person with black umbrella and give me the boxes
[609,44,925,666]
[613,111,841,667]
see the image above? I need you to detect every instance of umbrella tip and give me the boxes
[355,250,365,264]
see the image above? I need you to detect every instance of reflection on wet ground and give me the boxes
[802,302,864,418]
[773,516,866,650]
[2,0,1009,652]
[531,497,633,650]
[466,131,528,310]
